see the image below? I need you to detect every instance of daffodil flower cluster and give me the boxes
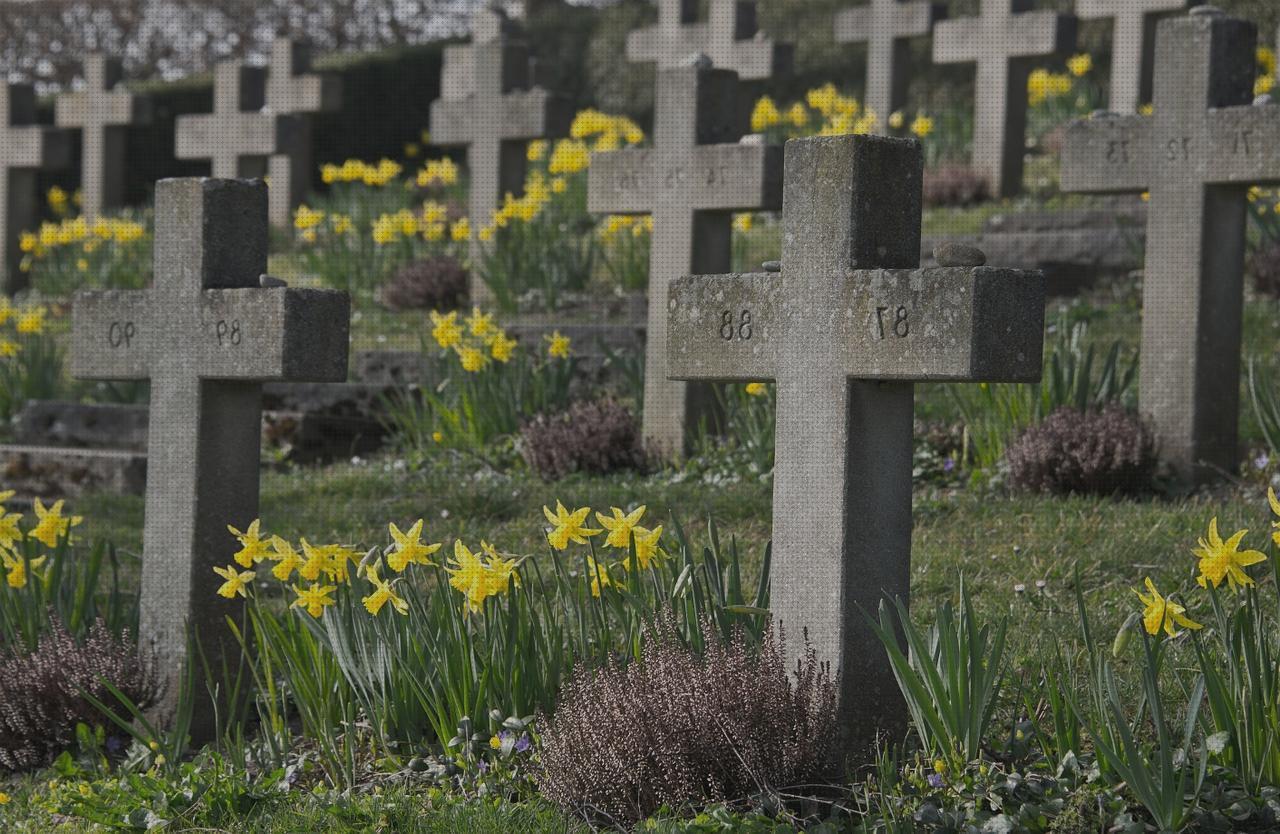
[0,492,83,590]
[414,157,461,188]
[320,158,403,187]
[292,205,355,243]
[598,214,653,242]
[1257,46,1275,98]
[17,207,150,294]
[429,307,522,372]
[750,85,935,141]
[0,298,48,359]
[1026,68,1074,107]
[371,201,463,246]
[475,170,569,242]
[540,501,664,597]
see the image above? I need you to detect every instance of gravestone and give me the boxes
[1061,8,1280,482]
[627,0,791,80]
[1076,0,1192,114]
[587,61,782,455]
[0,84,72,294]
[668,134,1045,753]
[430,7,570,304]
[263,38,342,228]
[54,55,152,220]
[933,0,1076,197]
[70,178,350,732]
[833,0,946,132]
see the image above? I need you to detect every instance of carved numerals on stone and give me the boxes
[107,320,136,348]
[719,309,753,341]
[614,166,731,192]
[872,305,910,341]
[215,319,243,346]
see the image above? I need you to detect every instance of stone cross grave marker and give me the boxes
[431,7,569,305]
[627,0,791,80]
[1061,8,1280,482]
[175,62,304,210]
[833,0,946,133]
[0,83,71,294]
[70,178,350,732]
[588,62,782,456]
[1076,0,1192,114]
[934,0,1076,198]
[54,55,152,221]
[668,135,1045,752]
[263,38,341,228]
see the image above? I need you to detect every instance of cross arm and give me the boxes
[5,126,72,170]
[70,289,152,379]
[932,17,983,64]
[1006,11,1075,59]
[667,272,779,381]
[1203,103,1280,184]
[174,113,305,161]
[587,148,658,214]
[55,91,150,129]
[625,22,710,65]
[1060,113,1152,194]
[690,144,783,210]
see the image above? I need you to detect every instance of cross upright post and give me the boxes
[430,8,570,305]
[668,135,1045,754]
[933,0,1076,197]
[263,38,342,228]
[0,83,71,294]
[1076,0,1192,114]
[1061,8,1280,482]
[587,61,782,456]
[627,0,791,80]
[70,178,350,734]
[54,55,152,220]
[833,0,946,132]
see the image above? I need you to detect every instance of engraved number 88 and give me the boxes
[720,310,752,341]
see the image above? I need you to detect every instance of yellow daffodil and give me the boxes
[750,96,781,132]
[1067,53,1092,77]
[910,114,934,139]
[0,509,22,548]
[1193,517,1267,591]
[745,382,767,397]
[527,139,548,161]
[1135,577,1201,637]
[30,498,81,548]
[430,310,463,350]
[298,538,332,582]
[548,140,590,175]
[1,549,45,589]
[227,519,271,567]
[446,540,491,613]
[268,536,305,582]
[546,330,571,359]
[0,340,17,358]
[888,111,905,130]
[481,540,521,593]
[458,345,488,372]
[362,565,408,616]
[387,519,442,572]
[596,506,646,550]
[490,331,518,363]
[291,582,337,618]
[622,525,664,571]
[451,217,471,241]
[15,308,45,335]
[543,502,601,551]
[213,564,254,598]
[585,555,612,597]
[465,307,495,338]
[786,102,809,128]
[0,490,12,506]
[733,213,753,233]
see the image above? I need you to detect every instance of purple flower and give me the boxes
[943,457,955,473]
[105,735,125,754]
[927,773,944,788]
[477,759,489,773]
[1255,452,1270,471]
[514,734,531,753]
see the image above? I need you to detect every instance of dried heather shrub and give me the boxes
[0,618,157,772]
[379,255,468,312]
[535,616,836,825]
[1005,405,1157,495]
[1249,242,1280,298]
[923,165,990,207]
[519,397,649,482]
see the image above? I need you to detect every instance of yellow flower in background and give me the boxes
[451,217,471,241]
[745,382,767,396]
[387,519,442,573]
[528,139,548,162]
[786,102,809,129]
[213,564,254,599]
[1067,53,1092,77]
[1193,517,1267,591]
[910,114,934,139]
[478,225,494,242]
[268,536,305,582]
[15,308,45,335]
[403,142,420,158]
[291,582,337,618]
[227,519,271,567]
[585,555,612,597]
[298,539,332,582]
[623,526,664,571]
[322,544,356,583]
[551,177,568,194]
[481,540,521,594]
[546,330,571,359]
[806,83,839,116]
[371,214,399,245]
[751,96,782,132]
[542,502,601,550]
[446,540,503,613]
[593,132,620,153]
[888,111,905,130]
[458,345,488,372]
[0,340,18,358]
[30,498,81,548]
[548,140,590,175]
[1135,577,1201,637]
[570,108,613,139]
[0,509,22,548]
[1258,47,1276,98]
[491,331,518,362]
[733,213,753,233]
[362,565,408,616]
[596,506,646,550]
[1269,488,1280,546]
[1,549,46,589]
[0,491,13,506]
[620,118,645,145]
[430,310,463,349]
[47,186,68,214]
[294,205,325,231]
[331,214,353,235]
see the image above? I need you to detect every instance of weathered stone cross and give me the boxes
[54,55,152,221]
[430,7,569,304]
[1076,0,1192,114]
[627,0,790,80]
[933,0,1076,197]
[833,0,946,132]
[587,62,782,455]
[263,38,342,228]
[1061,9,1280,482]
[0,83,71,294]
[175,61,304,202]
[668,135,1045,752]
[70,179,350,731]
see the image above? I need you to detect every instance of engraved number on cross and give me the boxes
[719,309,752,341]
[1165,137,1190,162]
[615,171,641,191]
[1233,130,1253,156]
[1106,140,1129,164]
[107,321,136,348]
[215,319,243,346]
[874,305,910,340]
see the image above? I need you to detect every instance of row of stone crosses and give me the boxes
[25,2,1280,741]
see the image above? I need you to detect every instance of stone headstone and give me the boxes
[667,134,1045,754]
[1076,0,1192,114]
[833,0,945,132]
[430,7,570,305]
[587,63,782,455]
[54,55,152,221]
[627,0,791,80]
[263,38,341,227]
[69,178,350,733]
[933,0,1076,197]
[1061,9,1280,482]
[0,84,72,293]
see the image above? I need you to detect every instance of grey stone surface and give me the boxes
[667,135,1045,756]
[587,64,782,456]
[0,84,72,293]
[933,241,986,267]
[0,445,146,498]
[933,0,1076,197]
[53,55,151,221]
[263,39,341,228]
[430,8,570,305]
[627,0,791,80]
[833,0,945,132]
[14,400,148,451]
[69,178,350,735]
[1060,10,1280,481]
[1076,0,1192,114]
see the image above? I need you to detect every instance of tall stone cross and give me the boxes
[587,62,782,455]
[933,0,1076,198]
[175,62,304,207]
[430,8,569,304]
[0,84,71,294]
[668,135,1045,753]
[833,0,946,131]
[69,179,350,732]
[54,55,152,221]
[1076,0,1192,114]
[627,0,791,80]
[1061,8,1280,482]
[263,38,341,228]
